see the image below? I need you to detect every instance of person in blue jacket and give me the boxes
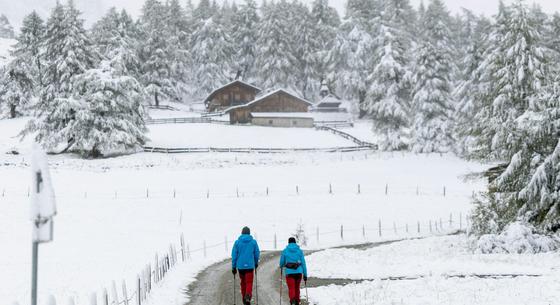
[279,237,308,305]
[232,226,260,305]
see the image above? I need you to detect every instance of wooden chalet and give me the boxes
[205,80,262,112]
[224,89,313,124]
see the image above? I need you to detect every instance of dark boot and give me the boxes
[243,294,252,305]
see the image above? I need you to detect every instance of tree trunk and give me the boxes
[358,90,367,119]
[10,104,16,119]
[155,91,159,107]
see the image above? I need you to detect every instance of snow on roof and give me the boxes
[204,80,262,102]
[316,94,342,106]
[250,112,315,119]
[224,89,313,113]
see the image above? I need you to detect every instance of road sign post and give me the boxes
[30,145,57,305]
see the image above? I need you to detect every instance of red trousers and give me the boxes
[239,270,254,298]
[286,274,302,302]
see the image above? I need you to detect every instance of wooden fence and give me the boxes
[142,145,375,154]
[147,105,178,111]
[315,126,376,148]
[314,120,354,128]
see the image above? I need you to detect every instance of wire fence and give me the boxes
[0,182,476,201]
[26,212,471,305]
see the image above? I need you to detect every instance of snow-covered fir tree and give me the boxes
[311,0,340,82]
[69,58,148,158]
[0,61,33,118]
[138,0,176,105]
[189,18,234,97]
[22,0,98,152]
[364,0,415,151]
[232,0,259,80]
[410,0,455,153]
[470,0,548,161]
[164,0,191,100]
[0,14,14,39]
[254,0,298,91]
[10,11,45,93]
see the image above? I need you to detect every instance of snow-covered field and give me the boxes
[307,235,560,305]
[0,117,487,305]
[146,123,357,148]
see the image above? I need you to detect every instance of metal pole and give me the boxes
[31,241,39,305]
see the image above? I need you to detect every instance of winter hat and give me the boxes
[288,237,297,244]
[242,226,251,235]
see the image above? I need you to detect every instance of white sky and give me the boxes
[0,0,559,31]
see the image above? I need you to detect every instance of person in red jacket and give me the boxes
[279,237,308,305]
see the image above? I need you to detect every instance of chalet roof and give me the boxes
[223,89,313,113]
[204,80,262,102]
[315,94,342,107]
[250,112,315,119]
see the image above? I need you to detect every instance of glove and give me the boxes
[255,263,258,269]
[232,268,237,275]
[303,276,308,282]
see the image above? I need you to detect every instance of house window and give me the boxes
[269,120,273,125]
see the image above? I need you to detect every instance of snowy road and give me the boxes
[185,241,402,305]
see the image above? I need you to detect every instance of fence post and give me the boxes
[385,184,388,195]
[187,244,191,260]
[114,191,117,199]
[236,187,239,198]
[203,241,207,258]
[180,234,185,262]
[137,276,141,305]
[418,221,420,234]
[111,281,119,305]
[122,281,129,305]
[429,220,432,233]
[443,186,446,197]
[296,185,299,195]
[329,183,333,194]
[449,213,453,228]
[154,254,159,282]
[316,227,319,243]
[362,225,366,239]
[416,186,419,196]
[173,188,176,199]
[274,233,277,249]
[90,292,97,305]
[357,184,361,194]
[460,212,463,230]
[102,289,108,305]
[207,189,209,199]
[406,223,409,234]
[266,187,269,196]
[146,188,149,198]
[393,222,397,235]
[378,220,382,237]
[340,225,344,240]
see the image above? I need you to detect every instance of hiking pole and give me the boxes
[233,272,236,305]
[280,268,283,305]
[255,269,259,305]
[305,280,309,305]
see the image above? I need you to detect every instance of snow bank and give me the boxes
[306,235,560,280]
[475,222,560,254]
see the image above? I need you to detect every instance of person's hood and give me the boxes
[286,243,300,253]
[238,234,254,243]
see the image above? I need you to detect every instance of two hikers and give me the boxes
[280,237,308,305]
[232,227,308,305]
[232,226,260,305]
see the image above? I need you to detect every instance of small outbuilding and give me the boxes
[204,80,262,113]
[250,112,315,128]
[225,89,313,124]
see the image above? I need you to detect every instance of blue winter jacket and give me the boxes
[232,234,260,270]
[279,243,307,277]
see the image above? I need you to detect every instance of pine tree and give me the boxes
[454,16,491,156]
[0,14,14,39]
[11,11,45,93]
[22,0,98,152]
[254,1,298,91]
[164,0,191,100]
[364,0,415,151]
[70,59,148,158]
[138,0,175,106]
[410,0,455,153]
[311,0,340,81]
[293,2,321,99]
[0,60,33,118]
[232,0,259,80]
[471,0,548,161]
[189,18,234,97]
